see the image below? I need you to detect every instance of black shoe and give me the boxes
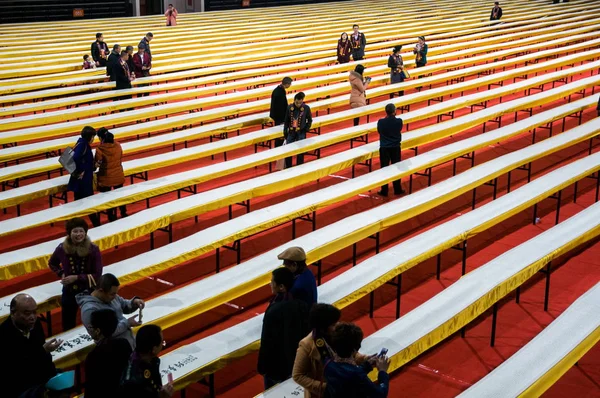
[377,190,389,197]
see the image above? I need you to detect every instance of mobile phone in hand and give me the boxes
[378,347,388,357]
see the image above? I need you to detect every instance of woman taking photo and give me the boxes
[337,33,352,64]
[348,64,371,126]
[388,45,406,98]
[95,128,127,221]
[48,217,103,331]
[292,304,374,397]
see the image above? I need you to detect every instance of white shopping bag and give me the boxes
[275,140,287,170]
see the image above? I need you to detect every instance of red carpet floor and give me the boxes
[1,61,599,397]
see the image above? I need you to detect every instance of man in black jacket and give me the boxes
[283,92,313,168]
[106,44,121,81]
[120,325,173,398]
[91,33,109,67]
[139,32,153,56]
[377,103,405,196]
[257,267,309,389]
[490,2,503,21]
[0,294,62,398]
[270,76,293,147]
[85,309,132,398]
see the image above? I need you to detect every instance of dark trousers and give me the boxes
[74,191,100,227]
[284,132,305,169]
[98,184,127,221]
[380,146,403,195]
[61,288,79,331]
[263,376,282,390]
[354,117,360,126]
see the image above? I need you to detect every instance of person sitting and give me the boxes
[48,217,103,331]
[0,294,62,398]
[258,267,310,389]
[278,246,317,307]
[121,324,174,398]
[77,273,144,349]
[83,54,96,70]
[283,92,313,168]
[84,309,133,398]
[95,128,127,221]
[324,322,390,398]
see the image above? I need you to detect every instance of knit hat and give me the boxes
[277,246,307,262]
[66,217,89,235]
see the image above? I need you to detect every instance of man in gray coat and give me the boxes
[77,273,145,349]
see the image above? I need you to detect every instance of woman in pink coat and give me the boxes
[165,4,178,26]
[348,64,370,126]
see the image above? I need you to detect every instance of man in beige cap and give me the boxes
[277,246,317,307]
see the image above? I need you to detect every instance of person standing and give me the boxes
[324,323,390,398]
[125,45,135,74]
[278,246,318,307]
[95,128,127,221]
[270,77,293,147]
[257,267,310,389]
[349,64,371,126]
[121,324,174,398]
[48,217,103,331]
[77,273,145,350]
[414,36,428,68]
[106,44,121,81]
[114,50,135,102]
[91,33,109,67]
[84,309,133,398]
[388,45,405,98]
[292,304,374,398]
[337,32,352,64]
[490,2,503,21]
[132,45,152,79]
[68,126,101,227]
[377,104,405,196]
[0,294,62,398]
[165,4,178,26]
[350,24,366,61]
[283,92,313,168]
[139,32,154,56]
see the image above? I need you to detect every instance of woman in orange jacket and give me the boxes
[292,304,375,397]
[95,128,127,221]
